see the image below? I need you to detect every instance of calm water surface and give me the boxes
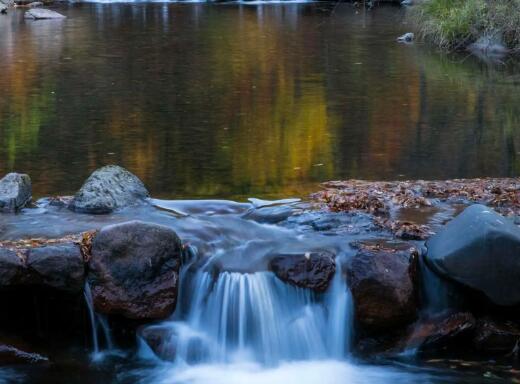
[1,3,519,200]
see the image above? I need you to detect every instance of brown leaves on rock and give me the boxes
[79,230,97,262]
[312,178,520,240]
[0,230,97,262]
[315,178,520,215]
[374,218,434,241]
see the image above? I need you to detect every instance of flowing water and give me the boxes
[1,2,520,383]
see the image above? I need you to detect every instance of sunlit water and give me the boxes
[1,3,520,200]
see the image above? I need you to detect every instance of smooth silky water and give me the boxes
[0,198,508,383]
[1,2,519,383]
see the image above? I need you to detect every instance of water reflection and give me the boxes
[0,4,519,200]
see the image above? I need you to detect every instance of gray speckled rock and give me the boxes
[0,0,14,7]
[0,173,32,212]
[88,221,182,320]
[425,204,520,306]
[24,8,65,19]
[69,165,149,214]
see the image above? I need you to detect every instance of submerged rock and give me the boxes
[24,8,65,19]
[0,173,32,212]
[25,243,84,293]
[139,324,209,362]
[88,221,182,320]
[425,204,520,306]
[0,4,6,14]
[69,165,149,214]
[397,33,414,43]
[269,251,336,292]
[347,246,418,332]
[0,343,48,365]
[0,249,24,286]
[473,318,520,354]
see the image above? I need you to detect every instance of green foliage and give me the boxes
[411,0,520,51]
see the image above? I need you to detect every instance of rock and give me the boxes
[69,165,149,214]
[269,251,336,292]
[139,325,177,361]
[347,247,418,332]
[0,4,7,13]
[88,221,182,320]
[0,248,24,286]
[0,0,13,6]
[425,204,520,306]
[0,343,48,365]
[25,243,84,293]
[0,173,32,212]
[139,324,209,362]
[401,0,413,5]
[397,33,414,43]
[24,8,65,19]
[473,318,520,354]
[404,312,476,352]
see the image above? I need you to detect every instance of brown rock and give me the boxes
[269,251,336,292]
[88,221,182,320]
[405,312,476,352]
[347,246,418,332]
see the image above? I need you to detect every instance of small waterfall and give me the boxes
[84,283,115,360]
[141,258,353,367]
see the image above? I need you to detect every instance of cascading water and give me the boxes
[84,283,115,361]
[139,254,353,368]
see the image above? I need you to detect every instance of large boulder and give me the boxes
[24,8,65,19]
[269,251,336,292]
[69,165,149,214]
[346,246,418,332]
[0,173,32,212]
[25,243,84,293]
[425,204,520,306]
[88,221,182,320]
[0,248,24,286]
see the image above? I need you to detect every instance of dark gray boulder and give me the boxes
[24,8,66,19]
[347,247,418,332]
[88,221,182,320]
[0,248,24,286]
[25,243,84,293]
[69,165,149,214]
[0,173,32,212]
[269,251,336,292]
[425,204,520,306]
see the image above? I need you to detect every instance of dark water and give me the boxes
[1,3,519,200]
